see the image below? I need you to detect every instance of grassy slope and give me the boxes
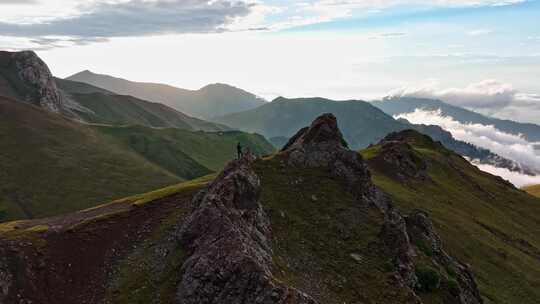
[253,156,415,303]
[0,97,183,222]
[55,77,112,95]
[96,126,275,172]
[0,94,274,222]
[72,93,195,130]
[523,184,540,198]
[361,137,540,304]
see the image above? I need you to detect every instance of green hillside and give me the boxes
[71,92,231,131]
[96,125,275,173]
[0,97,274,222]
[0,96,180,222]
[523,184,540,198]
[55,77,113,95]
[361,130,540,304]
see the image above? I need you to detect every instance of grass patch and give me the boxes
[253,156,414,303]
[523,184,540,198]
[106,206,191,303]
[415,266,441,293]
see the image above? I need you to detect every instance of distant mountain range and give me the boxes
[57,78,229,131]
[214,97,405,149]
[374,97,540,142]
[213,96,536,175]
[67,70,266,119]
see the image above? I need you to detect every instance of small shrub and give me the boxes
[445,265,457,278]
[415,266,441,293]
[446,278,460,296]
[415,239,434,257]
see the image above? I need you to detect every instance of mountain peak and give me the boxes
[282,113,348,152]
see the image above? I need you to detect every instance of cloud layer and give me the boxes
[0,0,253,46]
[472,162,540,187]
[390,79,540,124]
[396,108,540,186]
[391,79,518,109]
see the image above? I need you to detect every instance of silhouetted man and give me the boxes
[237,142,243,160]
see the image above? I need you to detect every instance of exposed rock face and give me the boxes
[281,113,373,197]
[1,51,65,113]
[380,210,418,290]
[405,211,483,304]
[176,157,316,304]
[0,250,13,303]
[375,139,429,181]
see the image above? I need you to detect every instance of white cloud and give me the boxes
[0,0,255,47]
[390,79,518,109]
[472,162,540,187]
[395,109,540,179]
[467,29,493,36]
[389,79,540,124]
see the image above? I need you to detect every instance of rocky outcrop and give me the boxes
[405,211,483,304]
[0,51,65,113]
[0,250,13,303]
[374,138,429,181]
[176,157,316,304]
[281,114,483,304]
[281,113,374,198]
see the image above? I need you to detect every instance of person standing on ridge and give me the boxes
[237,142,243,160]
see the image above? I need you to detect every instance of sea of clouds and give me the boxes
[395,109,540,187]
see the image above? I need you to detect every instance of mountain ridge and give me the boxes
[213,96,536,176]
[67,70,266,119]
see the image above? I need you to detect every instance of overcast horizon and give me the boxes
[1,0,539,124]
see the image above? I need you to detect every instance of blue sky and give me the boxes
[0,0,539,123]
